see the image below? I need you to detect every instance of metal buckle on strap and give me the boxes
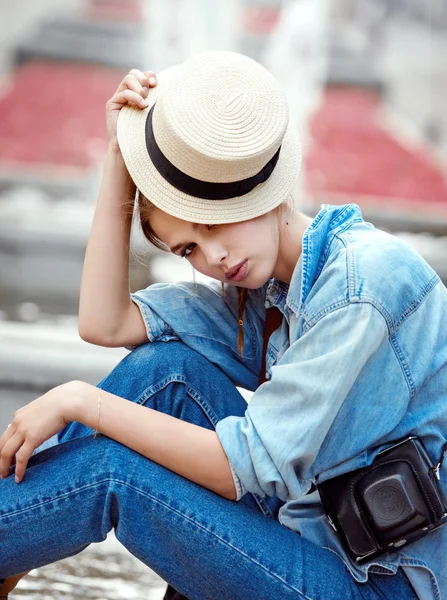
[429,442,447,481]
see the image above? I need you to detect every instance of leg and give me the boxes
[58,341,284,600]
[0,434,417,599]
[59,340,284,600]
[58,341,283,521]
[2,341,280,596]
[4,341,280,598]
[0,342,417,599]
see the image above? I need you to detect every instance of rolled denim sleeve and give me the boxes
[125,294,179,350]
[227,461,246,501]
[215,302,389,501]
[125,281,268,390]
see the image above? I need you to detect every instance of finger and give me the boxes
[0,433,21,479]
[131,68,157,91]
[0,422,12,448]
[118,70,152,96]
[14,440,36,483]
[115,89,149,109]
[118,73,148,96]
[0,424,15,474]
[128,68,151,88]
[143,70,158,86]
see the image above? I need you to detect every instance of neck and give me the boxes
[272,205,313,285]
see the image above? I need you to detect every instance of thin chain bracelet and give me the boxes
[93,392,101,439]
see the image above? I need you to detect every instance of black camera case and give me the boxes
[316,436,447,564]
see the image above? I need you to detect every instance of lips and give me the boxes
[225,259,248,281]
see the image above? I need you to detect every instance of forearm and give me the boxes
[78,144,136,342]
[71,382,237,501]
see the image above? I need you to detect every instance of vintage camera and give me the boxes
[317,436,447,564]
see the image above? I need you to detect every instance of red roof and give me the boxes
[0,60,125,179]
[304,86,447,218]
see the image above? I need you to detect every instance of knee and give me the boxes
[95,341,245,426]
[97,341,218,399]
[113,341,211,379]
[124,341,201,372]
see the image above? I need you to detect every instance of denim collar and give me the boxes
[265,203,364,319]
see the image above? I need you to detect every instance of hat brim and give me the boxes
[117,65,302,224]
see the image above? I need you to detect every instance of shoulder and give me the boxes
[338,223,439,318]
[306,220,440,329]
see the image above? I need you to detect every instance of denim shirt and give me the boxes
[129,204,447,600]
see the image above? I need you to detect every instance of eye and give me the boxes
[181,243,196,258]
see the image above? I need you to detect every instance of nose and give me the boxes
[202,240,228,269]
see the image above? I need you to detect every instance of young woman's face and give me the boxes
[150,208,280,289]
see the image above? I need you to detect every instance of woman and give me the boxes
[1,51,445,600]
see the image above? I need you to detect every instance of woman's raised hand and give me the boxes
[106,68,158,152]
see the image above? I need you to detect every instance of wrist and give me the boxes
[107,140,124,158]
[65,380,95,424]
[105,143,136,191]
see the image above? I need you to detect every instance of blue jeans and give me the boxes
[0,341,417,599]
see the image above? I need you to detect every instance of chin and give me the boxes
[232,271,272,290]
[247,278,271,290]
[252,265,276,288]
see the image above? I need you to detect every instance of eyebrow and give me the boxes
[169,222,199,253]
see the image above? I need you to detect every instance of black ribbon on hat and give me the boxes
[145,102,281,200]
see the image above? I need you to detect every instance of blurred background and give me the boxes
[0,0,446,597]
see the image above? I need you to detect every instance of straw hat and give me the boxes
[117,51,301,224]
